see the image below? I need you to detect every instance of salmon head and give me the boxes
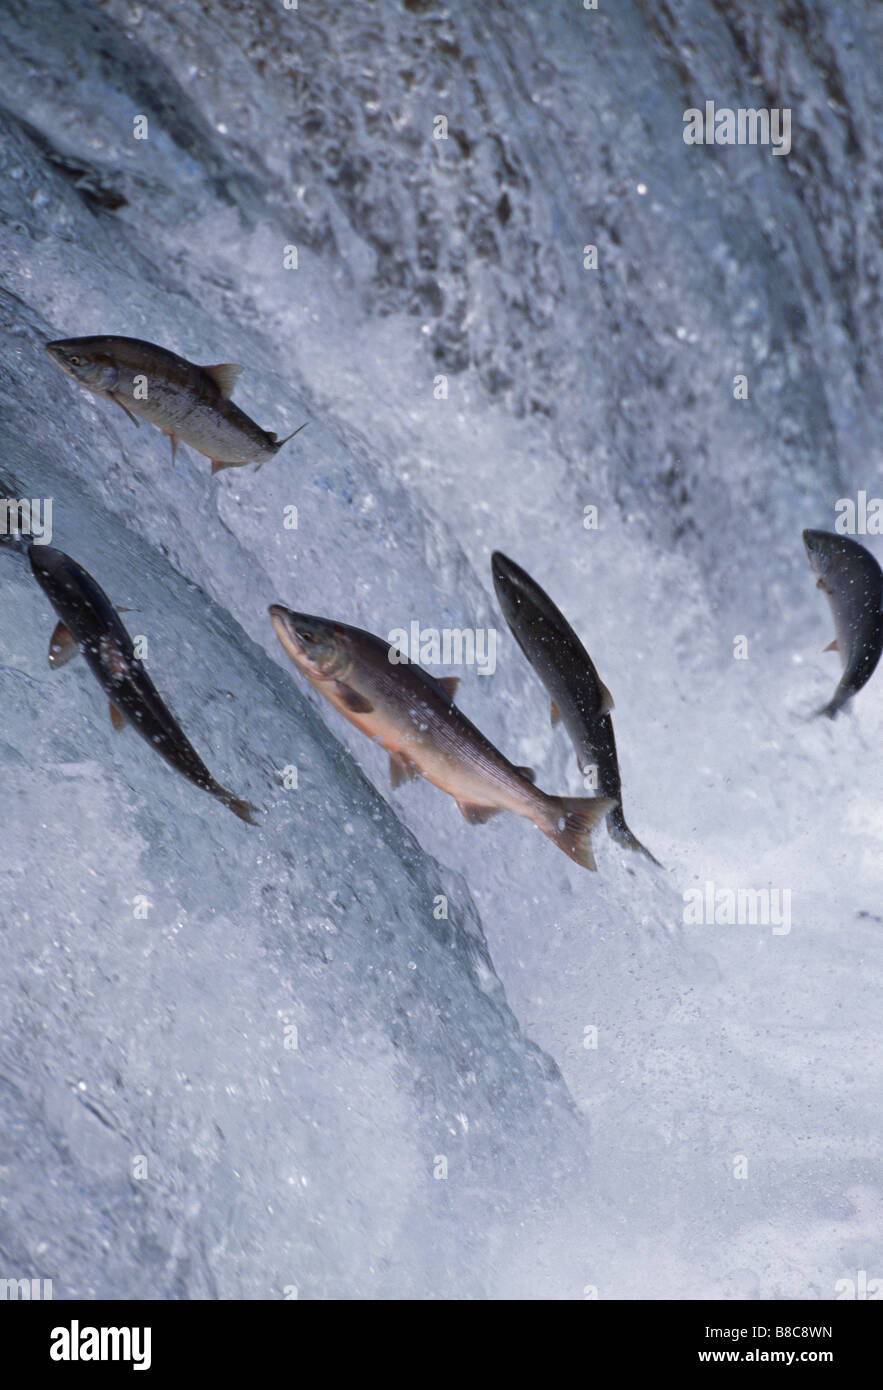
[268,606,354,683]
[46,338,119,391]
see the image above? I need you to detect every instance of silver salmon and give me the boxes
[46,335,306,473]
[269,605,614,870]
[803,528,883,718]
[492,551,660,865]
[30,545,258,823]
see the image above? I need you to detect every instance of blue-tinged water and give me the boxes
[0,0,881,1298]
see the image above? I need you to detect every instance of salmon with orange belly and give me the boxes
[46,335,306,473]
[269,605,614,870]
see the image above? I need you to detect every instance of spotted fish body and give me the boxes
[803,529,883,718]
[29,545,257,823]
[46,335,305,472]
[269,605,614,871]
[491,551,660,866]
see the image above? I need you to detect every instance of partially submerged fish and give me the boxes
[29,545,258,823]
[491,551,660,866]
[803,529,883,718]
[46,335,306,473]
[269,604,614,870]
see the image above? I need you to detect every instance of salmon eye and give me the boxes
[297,630,316,644]
[69,355,81,365]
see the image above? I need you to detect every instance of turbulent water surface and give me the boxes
[0,0,881,1298]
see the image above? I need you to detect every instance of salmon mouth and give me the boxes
[490,551,525,619]
[45,340,118,390]
[491,551,520,590]
[268,605,349,678]
[45,342,69,369]
[802,530,832,580]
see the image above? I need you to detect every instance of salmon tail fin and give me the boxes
[607,806,663,867]
[816,696,844,720]
[543,795,615,871]
[221,791,261,825]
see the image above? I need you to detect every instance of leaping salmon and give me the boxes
[46,335,306,473]
[491,551,660,866]
[803,529,883,718]
[269,604,614,870]
[29,545,258,824]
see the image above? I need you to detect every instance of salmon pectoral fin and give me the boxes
[109,701,126,732]
[201,363,243,397]
[389,752,419,788]
[210,458,244,474]
[456,800,502,825]
[550,699,562,725]
[48,620,79,668]
[165,431,179,465]
[516,765,536,783]
[824,639,839,652]
[332,681,374,714]
[543,795,616,871]
[110,394,140,427]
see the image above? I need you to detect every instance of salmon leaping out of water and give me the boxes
[491,551,660,866]
[269,604,614,870]
[29,545,258,823]
[46,335,306,473]
[803,529,883,718]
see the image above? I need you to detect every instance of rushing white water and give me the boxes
[0,0,881,1298]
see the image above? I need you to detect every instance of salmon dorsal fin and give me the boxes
[389,752,419,788]
[550,699,562,725]
[516,765,536,783]
[436,676,460,699]
[824,638,839,652]
[202,363,242,397]
[597,678,614,715]
[332,680,373,714]
[49,620,79,668]
[456,801,502,825]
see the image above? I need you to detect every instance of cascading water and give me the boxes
[0,0,880,1298]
